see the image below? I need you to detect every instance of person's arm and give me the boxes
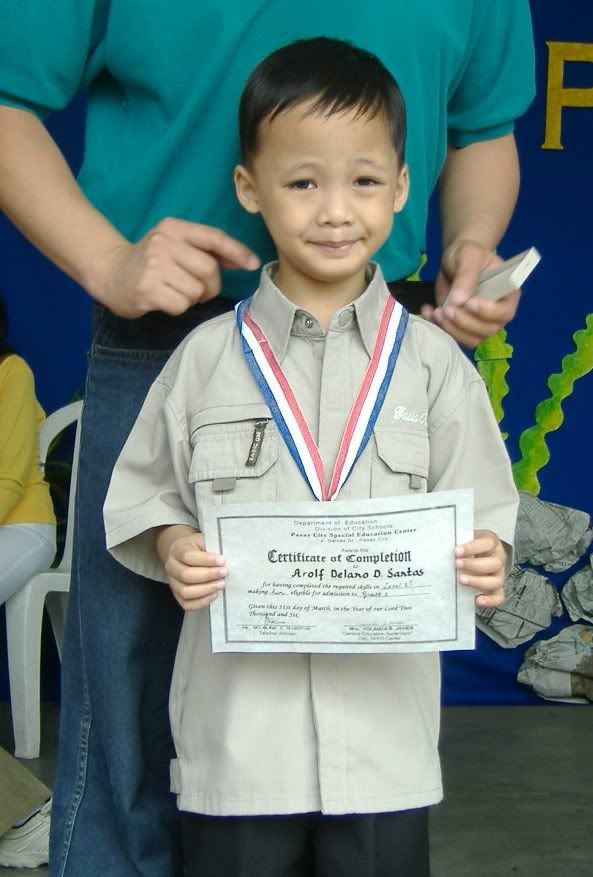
[0,106,260,318]
[0,107,125,298]
[421,134,521,347]
[440,136,520,256]
[421,0,535,348]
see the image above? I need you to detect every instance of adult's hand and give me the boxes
[95,218,261,318]
[421,240,521,348]
[0,108,261,315]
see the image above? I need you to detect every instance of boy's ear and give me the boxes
[393,164,410,214]
[234,165,261,214]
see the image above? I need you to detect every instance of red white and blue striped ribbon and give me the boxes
[235,293,408,501]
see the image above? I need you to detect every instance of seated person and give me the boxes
[0,289,56,608]
[0,290,55,869]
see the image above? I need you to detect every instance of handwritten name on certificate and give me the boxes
[205,490,475,654]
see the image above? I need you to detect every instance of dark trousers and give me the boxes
[48,299,234,877]
[181,809,430,877]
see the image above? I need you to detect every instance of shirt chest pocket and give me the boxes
[371,427,429,497]
[188,415,279,514]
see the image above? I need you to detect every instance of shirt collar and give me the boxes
[247,261,393,362]
[352,263,393,357]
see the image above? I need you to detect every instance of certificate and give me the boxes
[205,489,475,654]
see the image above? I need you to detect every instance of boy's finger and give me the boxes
[181,565,228,586]
[173,589,222,612]
[193,533,207,551]
[167,558,227,584]
[475,591,506,609]
[456,555,504,575]
[176,579,225,601]
[456,535,498,557]
[458,573,505,593]
[170,576,224,599]
[179,547,225,566]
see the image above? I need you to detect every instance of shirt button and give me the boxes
[304,317,315,329]
[338,311,352,327]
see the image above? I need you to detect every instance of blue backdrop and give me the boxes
[1,1,592,705]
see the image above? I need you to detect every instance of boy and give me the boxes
[104,38,517,877]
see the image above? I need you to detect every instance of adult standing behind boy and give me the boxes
[105,37,519,877]
[0,3,534,875]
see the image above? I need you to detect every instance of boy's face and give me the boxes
[235,101,409,286]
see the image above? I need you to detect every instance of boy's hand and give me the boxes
[455,529,507,608]
[421,240,521,348]
[164,531,228,611]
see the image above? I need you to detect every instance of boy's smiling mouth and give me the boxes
[308,239,361,253]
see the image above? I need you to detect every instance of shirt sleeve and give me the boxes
[0,0,110,117]
[104,375,199,584]
[426,352,518,553]
[0,357,38,522]
[447,0,536,147]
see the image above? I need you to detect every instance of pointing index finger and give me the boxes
[179,221,261,270]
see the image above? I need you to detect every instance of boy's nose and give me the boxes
[316,190,354,226]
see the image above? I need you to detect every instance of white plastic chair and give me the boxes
[5,400,83,758]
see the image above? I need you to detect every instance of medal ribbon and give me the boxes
[235,294,408,501]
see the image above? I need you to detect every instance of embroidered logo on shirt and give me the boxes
[393,406,427,425]
[246,420,268,467]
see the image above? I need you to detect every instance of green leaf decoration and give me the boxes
[513,314,593,494]
[474,330,513,436]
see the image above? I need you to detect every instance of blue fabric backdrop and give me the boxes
[1,1,592,705]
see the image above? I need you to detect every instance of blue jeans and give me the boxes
[49,301,233,876]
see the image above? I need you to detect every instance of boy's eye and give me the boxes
[287,179,315,190]
[355,177,381,187]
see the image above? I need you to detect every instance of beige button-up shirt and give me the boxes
[104,264,518,817]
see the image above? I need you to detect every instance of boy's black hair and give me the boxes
[239,37,406,165]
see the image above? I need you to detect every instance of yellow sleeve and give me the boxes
[0,356,38,523]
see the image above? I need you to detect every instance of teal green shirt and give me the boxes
[0,0,534,331]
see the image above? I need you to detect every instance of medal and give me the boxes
[236,292,408,501]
